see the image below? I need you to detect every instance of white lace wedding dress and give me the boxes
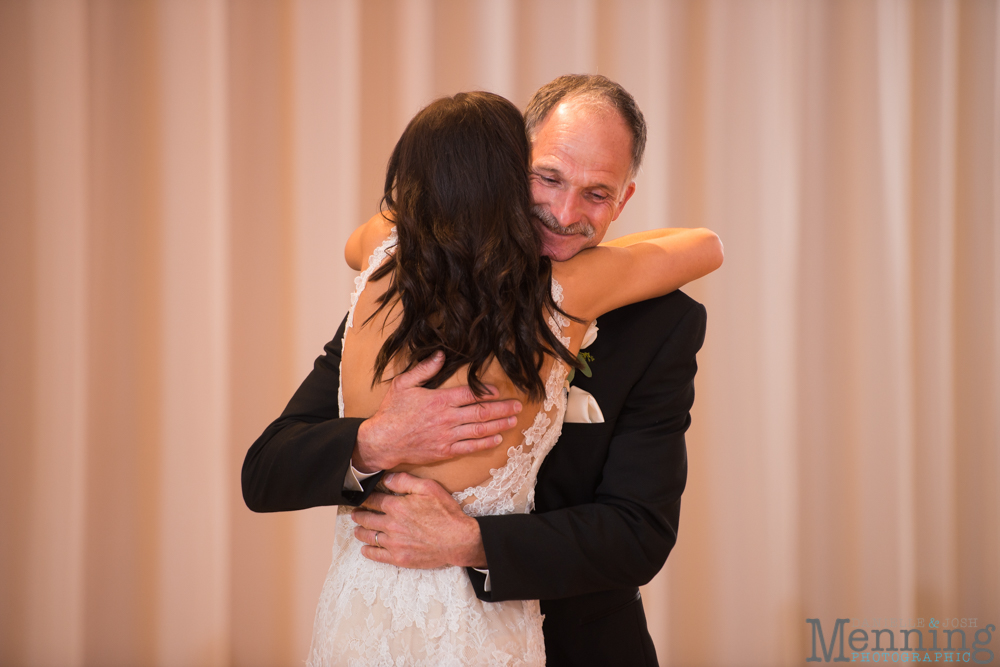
[307,229,569,667]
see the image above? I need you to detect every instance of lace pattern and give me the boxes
[309,513,546,666]
[453,279,568,518]
[311,230,567,666]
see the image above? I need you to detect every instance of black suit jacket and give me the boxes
[242,290,706,667]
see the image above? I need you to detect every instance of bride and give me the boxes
[307,91,721,666]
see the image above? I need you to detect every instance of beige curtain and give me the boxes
[1,1,997,665]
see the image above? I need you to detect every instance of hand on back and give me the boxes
[352,351,523,472]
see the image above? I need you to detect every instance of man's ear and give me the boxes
[611,181,636,221]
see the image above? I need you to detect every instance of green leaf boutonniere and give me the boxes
[567,351,593,385]
[566,322,598,385]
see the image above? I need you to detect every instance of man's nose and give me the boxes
[549,192,583,228]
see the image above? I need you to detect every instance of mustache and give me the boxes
[531,206,596,239]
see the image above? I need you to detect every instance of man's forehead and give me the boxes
[530,102,633,192]
[533,95,618,131]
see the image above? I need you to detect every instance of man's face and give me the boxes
[529,100,637,261]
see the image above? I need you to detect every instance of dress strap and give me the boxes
[544,277,571,410]
[547,278,570,343]
[345,226,398,330]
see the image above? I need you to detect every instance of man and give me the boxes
[243,74,715,666]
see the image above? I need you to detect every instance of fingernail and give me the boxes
[384,472,395,483]
[508,416,517,427]
[434,351,444,360]
[494,434,503,445]
[514,401,522,413]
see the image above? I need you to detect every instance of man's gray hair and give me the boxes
[524,74,647,180]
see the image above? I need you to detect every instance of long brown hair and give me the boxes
[366,91,579,401]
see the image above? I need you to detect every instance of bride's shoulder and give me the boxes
[346,213,396,271]
[548,246,615,321]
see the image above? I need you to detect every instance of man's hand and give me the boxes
[352,351,522,473]
[351,472,487,569]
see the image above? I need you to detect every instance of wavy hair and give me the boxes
[365,91,579,401]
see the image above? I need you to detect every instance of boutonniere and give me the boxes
[564,322,604,424]
[566,321,598,385]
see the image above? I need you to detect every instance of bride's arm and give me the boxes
[555,227,723,322]
[599,227,699,248]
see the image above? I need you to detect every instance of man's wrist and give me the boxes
[353,419,391,473]
[453,516,488,569]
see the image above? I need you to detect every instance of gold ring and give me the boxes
[374,532,382,548]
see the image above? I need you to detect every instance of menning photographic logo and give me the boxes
[805,617,996,664]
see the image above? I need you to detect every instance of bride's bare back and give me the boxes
[342,223,588,494]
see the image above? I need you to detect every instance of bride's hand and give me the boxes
[352,351,522,473]
[352,472,487,569]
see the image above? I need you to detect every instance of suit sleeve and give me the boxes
[470,301,706,602]
[241,315,384,512]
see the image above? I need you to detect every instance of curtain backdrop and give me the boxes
[1,1,997,665]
